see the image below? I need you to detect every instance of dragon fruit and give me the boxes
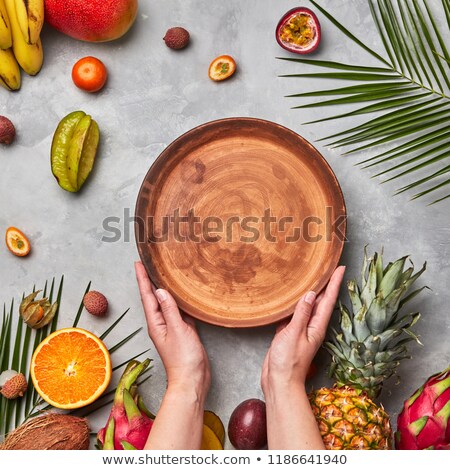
[396,366,450,449]
[97,359,155,450]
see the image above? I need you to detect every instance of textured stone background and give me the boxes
[1,0,449,448]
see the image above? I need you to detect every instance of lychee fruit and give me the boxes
[163,27,190,50]
[83,291,108,316]
[0,371,28,399]
[0,116,16,145]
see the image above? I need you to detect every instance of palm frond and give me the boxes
[0,278,149,439]
[279,0,450,204]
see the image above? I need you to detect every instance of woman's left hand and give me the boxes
[135,261,210,398]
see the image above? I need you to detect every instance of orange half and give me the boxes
[31,327,112,410]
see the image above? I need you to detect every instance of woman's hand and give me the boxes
[135,261,210,397]
[135,261,210,449]
[262,266,346,393]
[261,266,346,450]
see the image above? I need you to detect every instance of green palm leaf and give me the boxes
[0,277,149,439]
[279,0,450,204]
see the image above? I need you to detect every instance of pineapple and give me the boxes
[309,249,427,450]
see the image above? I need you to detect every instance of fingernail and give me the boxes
[155,289,168,303]
[304,291,316,305]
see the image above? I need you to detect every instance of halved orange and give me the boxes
[31,327,112,410]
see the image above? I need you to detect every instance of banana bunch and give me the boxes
[0,0,44,91]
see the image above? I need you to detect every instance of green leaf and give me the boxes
[424,2,450,74]
[382,150,450,183]
[309,0,392,66]
[375,143,450,177]
[412,0,450,90]
[396,164,450,193]
[405,1,444,93]
[51,276,64,334]
[99,308,130,341]
[286,82,412,98]
[363,128,450,169]
[443,0,450,29]
[378,0,407,75]
[429,192,450,205]
[359,123,450,166]
[277,57,395,73]
[318,98,444,140]
[413,178,450,201]
[370,0,397,68]
[303,92,431,124]
[329,106,450,148]
[281,72,402,81]
[108,328,143,354]
[73,281,91,327]
[342,116,447,155]
[293,86,421,109]
[280,0,450,203]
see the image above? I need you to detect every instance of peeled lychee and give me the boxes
[0,371,27,399]
[83,291,108,316]
[0,116,16,145]
[163,27,190,50]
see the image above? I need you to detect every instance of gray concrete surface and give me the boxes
[1,0,449,448]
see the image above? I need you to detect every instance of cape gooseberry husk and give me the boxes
[19,290,58,329]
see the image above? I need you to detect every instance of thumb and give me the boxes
[155,289,182,327]
[289,291,317,333]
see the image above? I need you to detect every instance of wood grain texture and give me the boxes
[135,118,346,328]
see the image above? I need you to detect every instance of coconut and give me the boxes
[0,413,90,450]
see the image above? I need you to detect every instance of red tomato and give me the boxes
[72,56,108,93]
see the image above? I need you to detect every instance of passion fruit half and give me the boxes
[276,7,321,54]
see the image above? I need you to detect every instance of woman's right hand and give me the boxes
[261,266,345,394]
[261,266,346,450]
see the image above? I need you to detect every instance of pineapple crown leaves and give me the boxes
[325,248,428,399]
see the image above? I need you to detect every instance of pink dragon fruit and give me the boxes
[396,366,450,449]
[97,359,155,450]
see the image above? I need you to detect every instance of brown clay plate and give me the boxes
[135,118,346,328]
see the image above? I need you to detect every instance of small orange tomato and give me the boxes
[6,227,31,257]
[72,56,108,93]
[208,55,237,81]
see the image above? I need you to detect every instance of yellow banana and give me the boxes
[0,47,21,90]
[0,0,12,49]
[14,0,43,45]
[4,0,42,75]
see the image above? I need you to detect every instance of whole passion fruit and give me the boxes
[228,399,267,450]
[276,7,321,54]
